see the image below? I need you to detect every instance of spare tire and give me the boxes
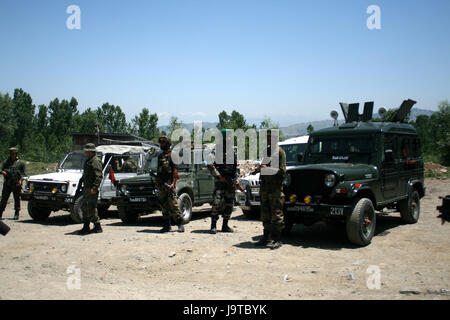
[70,196,84,224]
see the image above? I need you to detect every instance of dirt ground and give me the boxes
[0,178,449,300]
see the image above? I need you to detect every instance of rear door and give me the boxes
[196,162,215,200]
[381,134,401,199]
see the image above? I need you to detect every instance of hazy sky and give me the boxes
[0,0,449,126]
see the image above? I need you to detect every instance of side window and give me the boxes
[383,134,398,162]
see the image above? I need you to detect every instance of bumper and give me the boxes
[236,189,261,210]
[115,195,160,210]
[20,192,74,208]
[284,202,353,218]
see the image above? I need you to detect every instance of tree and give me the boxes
[96,103,128,134]
[259,116,284,141]
[12,88,35,152]
[217,110,250,130]
[307,124,314,135]
[167,116,184,138]
[132,108,160,141]
[0,92,16,158]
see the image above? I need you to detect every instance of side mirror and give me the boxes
[296,153,303,163]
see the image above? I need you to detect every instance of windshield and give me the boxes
[304,136,375,164]
[59,152,87,170]
[281,143,307,166]
[143,153,159,172]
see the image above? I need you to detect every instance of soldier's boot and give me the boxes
[254,229,270,247]
[177,223,185,233]
[77,222,91,235]
[13,210,19,220]
[210,219,217,234]
[269,232,283,250]
[91,222,103,233]
[160,220,171,233]
[221,218,234,233]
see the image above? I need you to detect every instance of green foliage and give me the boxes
[217,110,251,130]
[167,116,184,137]
[96,103,128,133]
[131,108,160,141]
[411,100,450,166]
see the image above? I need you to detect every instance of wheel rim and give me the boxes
[362,209,374,237]
[411,196,419,219]
[179,196,191,221]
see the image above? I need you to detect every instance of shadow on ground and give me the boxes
[233,214,406,251]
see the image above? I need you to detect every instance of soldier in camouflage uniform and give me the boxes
[255,130,286,249]
[75,143,103,235]
[120,155,138,172]
[0,147,26,220]
[207,129,238,234]
[156,136,184,233]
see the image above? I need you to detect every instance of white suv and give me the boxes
[21,144,155,222]
[236,135,309,216]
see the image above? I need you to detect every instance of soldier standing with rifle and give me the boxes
[75,143,103,235]
[156,136,184,233]
[0,147,26,220]
[207,129,239,234]
[254,130,286,249]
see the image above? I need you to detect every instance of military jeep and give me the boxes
[283,99,425,246]
[115,148,215,224]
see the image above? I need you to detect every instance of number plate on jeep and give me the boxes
[287,205,314,213]
[130,197,147,203]
[330,207,344,216]
[35,195,49,200]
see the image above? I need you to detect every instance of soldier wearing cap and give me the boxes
[254,129,286,249]
[156,136,184,233]
[0,147,26,220]
[74,143,103,235]
[207,129,238,234]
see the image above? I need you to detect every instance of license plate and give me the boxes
[35,195,49,200]
[130,197,147,203]
[287,205,314,213]
[252,187,260,193]
[330,207,344,216]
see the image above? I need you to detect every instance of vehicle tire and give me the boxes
[97,204,110,218]
[178,193,193,225]
[243,208,259,219]
[282,218,294,236]
[70,196,83,224]
[346,198,376,246]
[28,202,51,221]
[398,190,420,224]
[118,205,139,224]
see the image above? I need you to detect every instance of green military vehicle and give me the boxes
[115,148,216,224]
[283,99,425,246]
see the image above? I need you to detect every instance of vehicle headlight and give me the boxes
[61,184,67,193]
[120,185,128,194]
[283,174,291,187]
[28,182,34,190]
[324,174,336,188]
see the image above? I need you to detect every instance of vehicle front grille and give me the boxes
[32,182,65,193]
[287,170,333,199]
[127,184,156,196]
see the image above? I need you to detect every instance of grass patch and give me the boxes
[23,161,58,176]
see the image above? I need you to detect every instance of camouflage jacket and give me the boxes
[81,155,103,191]
[1,157,26,186]
[260,146,286,192]
[209,150,238,183]
[156,150,177,184]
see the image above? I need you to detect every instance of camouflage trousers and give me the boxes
[211,182,235,221]
[0,183,21,214]
[260,189,285,234]
[158,186,182,223]
[82,190,100,223]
